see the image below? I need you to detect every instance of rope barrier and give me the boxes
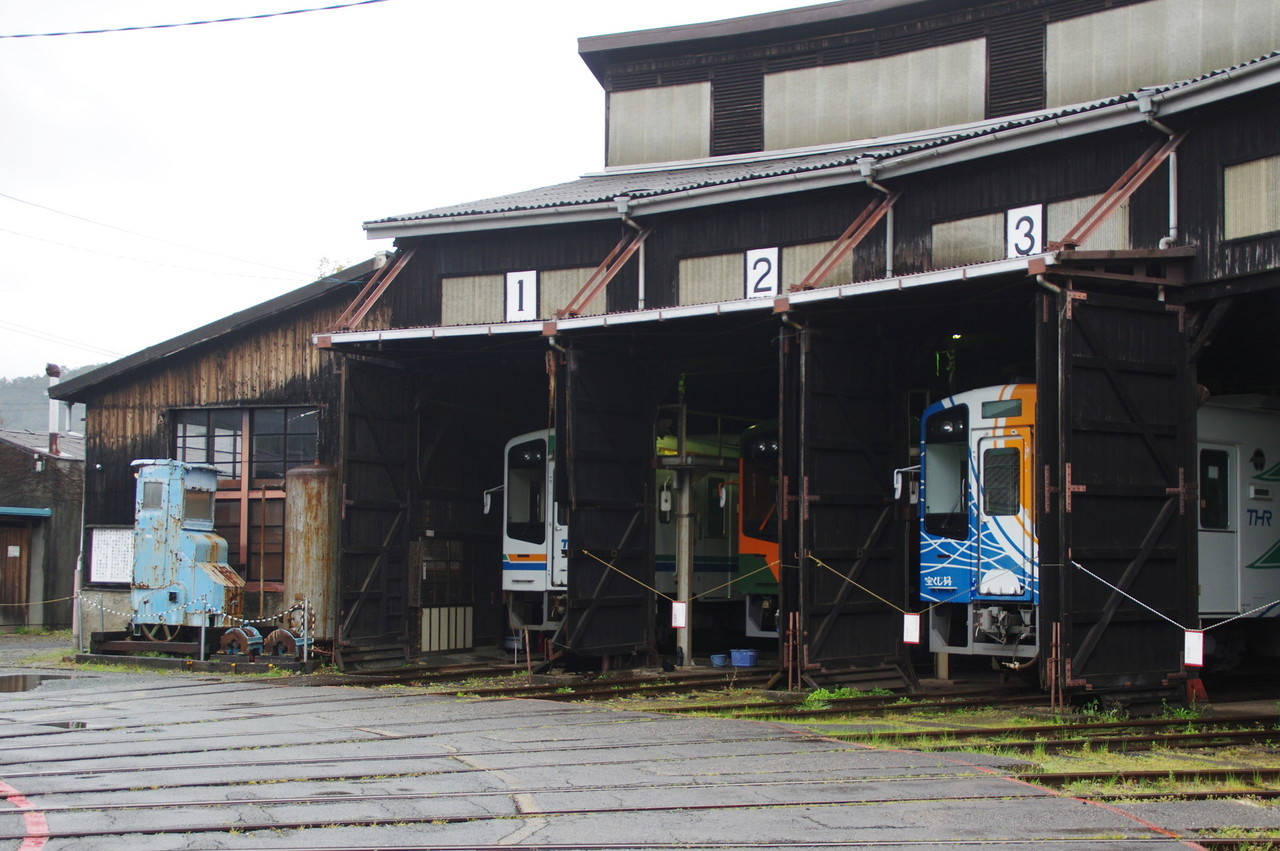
[580,550,781,604]
[808,554,969,615]
[0,595,78,608]
[1069,559,1280,634]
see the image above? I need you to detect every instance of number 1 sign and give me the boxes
[506,271,538,322]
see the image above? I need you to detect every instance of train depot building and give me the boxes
[55,0,1280,700]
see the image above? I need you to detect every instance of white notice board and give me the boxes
[90,527,133,584]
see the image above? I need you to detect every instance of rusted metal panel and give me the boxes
[285,464,339,643]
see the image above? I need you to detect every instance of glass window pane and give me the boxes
[184,489,214,523]
[211,409,242,432]
[141,481,164,509]
[212,430,240,478]
[923,443,968,539]
[253,408,285,435]
[286,433,317,469]
[1200,449,1230,530]
[982,447,1020,516]
[704,477,727,538]
[175,410,208,463]
[288,407,319,434]
[253,434,285,480]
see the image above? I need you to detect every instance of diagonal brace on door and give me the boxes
[329,248,416,333]
[793,190,900,291]
[557,227,652,318]
[1049,131,1186,250]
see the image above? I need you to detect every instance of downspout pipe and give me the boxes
[615,195,646,309]
[857,157,894,277]
[1135,91,1179,248]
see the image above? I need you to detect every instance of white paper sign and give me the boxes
[6,545,18,558]
[505,270,538,322]
[745,247,779,299]
[1006,204,1043,258]
[903,612,922,645]
[1184,629,1204,667]
[90,527,134,584]
[670,601,688,629]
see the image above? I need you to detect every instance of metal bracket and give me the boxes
[792,190,900,291]
[1064,462,1087,514]
[557,227,651,318]
[1166,466,1191,515]
[329,248,416,333]
[1048,131,1187,251]
[1064,289,1088,319]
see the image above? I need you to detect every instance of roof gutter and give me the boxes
[318,253,1048,349]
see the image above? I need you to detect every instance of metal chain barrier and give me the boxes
[75,592,306,626]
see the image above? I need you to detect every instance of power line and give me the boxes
[0,319,123,359]
[0,0,390,39]
[0,225,303,282]
[0,190,308,276]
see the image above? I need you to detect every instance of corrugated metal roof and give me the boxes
[0,430,84,461]
[366,51,1280,236]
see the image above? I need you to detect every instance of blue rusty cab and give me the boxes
[130,459,244,632]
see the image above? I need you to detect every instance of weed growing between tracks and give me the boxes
[589,686,1280,807]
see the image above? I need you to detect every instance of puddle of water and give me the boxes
[0,674,67,693]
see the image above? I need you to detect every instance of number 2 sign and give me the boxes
[1006,205,1043,258]
[745,247,779,299]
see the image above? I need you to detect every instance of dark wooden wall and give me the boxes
[78,292,351,528]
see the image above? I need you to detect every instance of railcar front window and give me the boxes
[741,432,779,543]
[507,439,547,544]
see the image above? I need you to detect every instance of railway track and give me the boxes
[2,671,1275,850]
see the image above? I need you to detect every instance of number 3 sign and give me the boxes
[1006,205,1043,258]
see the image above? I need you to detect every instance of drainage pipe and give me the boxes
[858,157,895,278]
[1136,91,1179,248]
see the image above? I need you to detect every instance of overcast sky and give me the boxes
[0,0,796,380]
